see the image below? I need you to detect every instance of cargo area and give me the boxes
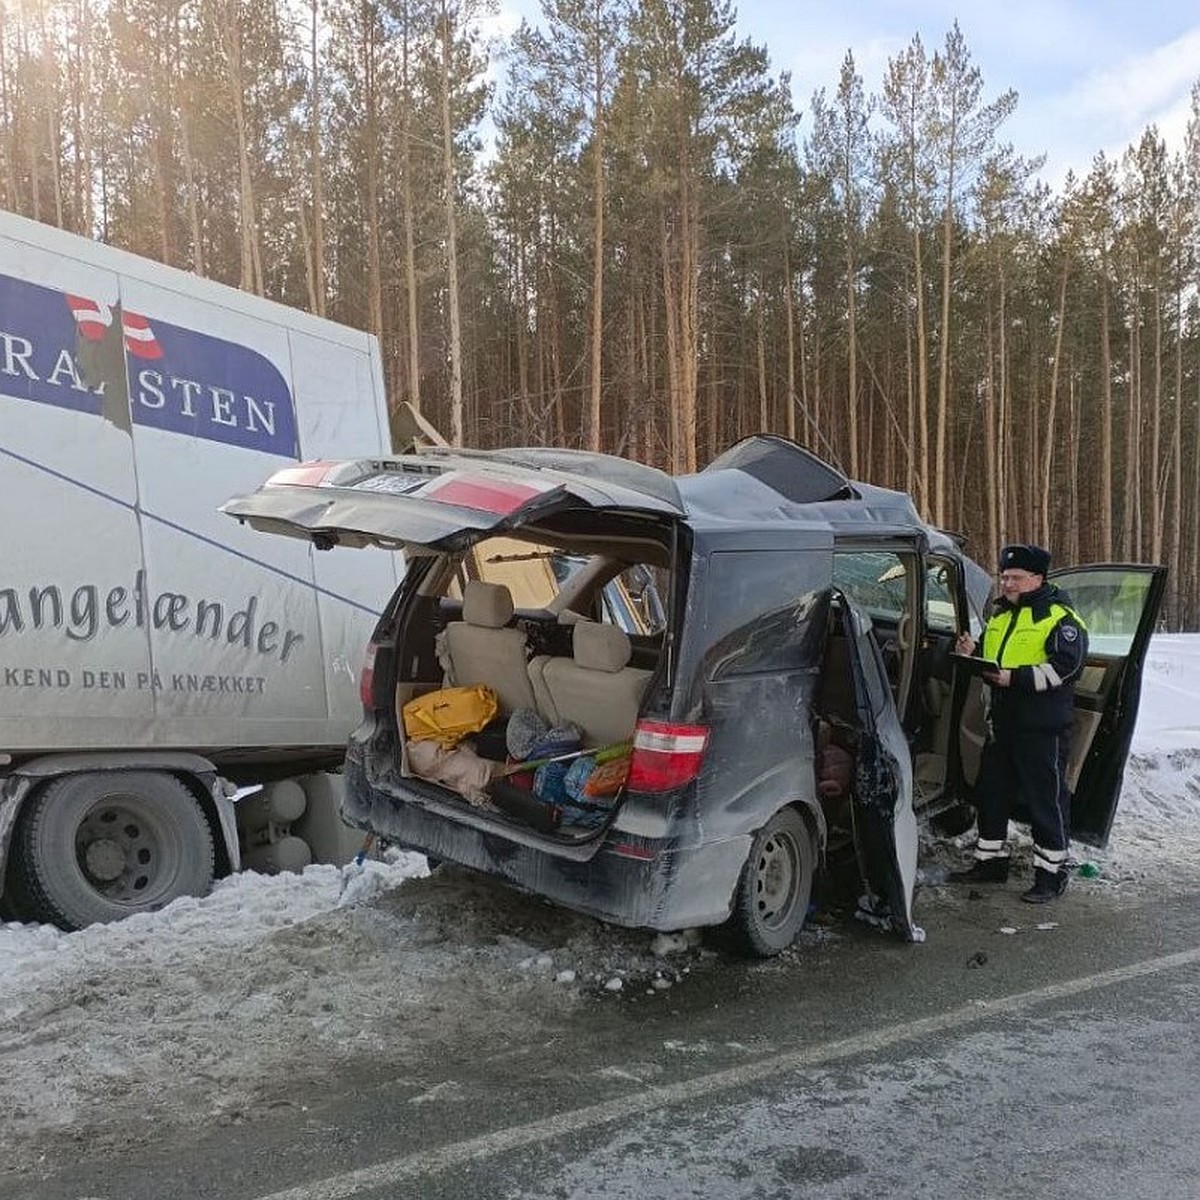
[378,525,674,841]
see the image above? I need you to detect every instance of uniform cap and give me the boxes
[998,543,1050,577]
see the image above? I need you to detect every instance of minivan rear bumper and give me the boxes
[342,756,748,932]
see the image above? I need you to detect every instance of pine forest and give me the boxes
[2,0,1200,625]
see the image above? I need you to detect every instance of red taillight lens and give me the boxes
[627,720,709,793]
[358,643,379,710]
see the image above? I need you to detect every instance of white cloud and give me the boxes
[1019,24,1200,186]
[1065,25,1200,127]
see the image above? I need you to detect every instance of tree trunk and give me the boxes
[984,297,998,557]
[1123,317,1139,558]
[1150,279,1163,564]
[70,0,91,232]
[363,12,383,338]
[678,147,699,473]
[39,8,64,229]
[0,5,18,210]
[1169,286,1182,625]
[935,182,953,525]
[845,201,858,477]
[226,6,262,294]
[1039,257,1069,547]
[997,269,1008,542]
[177,105,204,273]
[912,223,929,514]
[439,10,464,445]
[660,208,683,472]
[309,0,327,317]
[783,237,796,441]
[586,51,605,451]
[1098,251,1113,558]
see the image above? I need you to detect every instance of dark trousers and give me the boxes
[975,725,1071,854]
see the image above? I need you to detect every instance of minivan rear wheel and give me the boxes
[726,807,815,957]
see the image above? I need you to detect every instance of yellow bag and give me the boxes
[403,685,499,748]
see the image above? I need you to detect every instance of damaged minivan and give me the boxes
[222,435,1165,955]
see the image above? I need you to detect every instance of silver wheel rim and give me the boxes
[74,793,180,907]
[753,828,802,932]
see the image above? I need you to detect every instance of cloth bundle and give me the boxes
[406,739,496,806]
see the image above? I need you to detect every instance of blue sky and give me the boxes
[771,1,1199,186]
[494,0,1200,189]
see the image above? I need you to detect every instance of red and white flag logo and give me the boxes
[66,294,114,341]
[66,295,164,359]
[121,311,163,360]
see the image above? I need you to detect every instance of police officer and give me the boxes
[951,543,1088,903]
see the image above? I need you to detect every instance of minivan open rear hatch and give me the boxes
[220,447,686,553]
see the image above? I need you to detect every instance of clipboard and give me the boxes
[950,652,1001,677]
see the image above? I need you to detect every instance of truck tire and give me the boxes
[9,771,215,930]
[725,807,816,958]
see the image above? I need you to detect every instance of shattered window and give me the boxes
[925,560,958,633]
[832,552,910,625]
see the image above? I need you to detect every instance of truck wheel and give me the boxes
[726,807,815,957]
[9,771,215,930]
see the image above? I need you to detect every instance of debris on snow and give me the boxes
[650,929,701,957]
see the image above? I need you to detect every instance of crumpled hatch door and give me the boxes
[219,447,686,552]
[837,593,921,942]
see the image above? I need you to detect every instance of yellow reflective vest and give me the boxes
[982,601,1085,668]
[980,590,1088,730]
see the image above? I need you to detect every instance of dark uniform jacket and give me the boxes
[982,583,1088,732]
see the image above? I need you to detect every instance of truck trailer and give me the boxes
[0,209,399,929]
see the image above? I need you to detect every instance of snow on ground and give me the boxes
[2,636,1200,1179]
[1097,634,1200,883]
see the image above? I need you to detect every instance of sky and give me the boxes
[771,1,1199,187]
[493,0,1200,191]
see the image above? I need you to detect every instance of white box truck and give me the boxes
[0,209,401,929]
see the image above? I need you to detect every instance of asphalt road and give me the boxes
[15,874,1200,1200]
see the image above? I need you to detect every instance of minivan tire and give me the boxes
[726,807,815,957]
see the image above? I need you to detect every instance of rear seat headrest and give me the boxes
[573,621,632,673]
[556,609,590,625]
[462,580,514,629]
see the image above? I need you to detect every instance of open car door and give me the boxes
[837,595,919,940]
[1053,564,1168,847]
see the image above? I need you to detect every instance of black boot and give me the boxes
[1021,867,1069,904]
[949,857,1010,884]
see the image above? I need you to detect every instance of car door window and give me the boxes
[833,549,918,709]
[1053,568,1156,656]
[924,560,958,634]
[833,551,909,622]
[600,566,668,636]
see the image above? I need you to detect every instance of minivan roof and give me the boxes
[679,435,936,541]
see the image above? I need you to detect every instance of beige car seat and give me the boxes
[529,622,651,747]
[443,580,538,715]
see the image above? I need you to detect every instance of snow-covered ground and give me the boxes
[2,635,1200,1179]
[1090,634,1200,882]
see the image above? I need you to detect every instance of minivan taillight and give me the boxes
[359,642,380,710]
[627,720,709,793]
